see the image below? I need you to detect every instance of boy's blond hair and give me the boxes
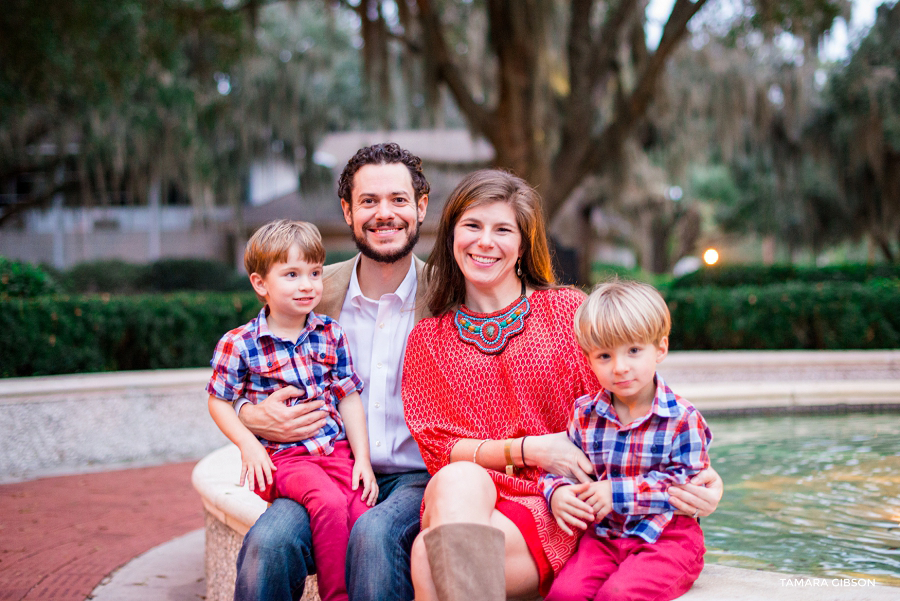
[574,279,671,353]
[245,220,325,300]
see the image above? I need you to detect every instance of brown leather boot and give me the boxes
[423,523,506,601]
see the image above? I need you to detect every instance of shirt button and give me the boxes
[374,403,380,409]
[379,323,385,329]
[319,352,326,359]
[376,362,383,369]
[267,361,273,367]
[375,441,381,447]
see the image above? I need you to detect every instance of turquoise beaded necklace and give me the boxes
[454,280,531,354]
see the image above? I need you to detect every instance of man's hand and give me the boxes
[669,466,724,518]
[527,432,595,484]
[577,479,613,523]
[549,483,594,535]
[238,386,328,443]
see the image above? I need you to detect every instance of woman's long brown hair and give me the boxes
[424,170,557,316]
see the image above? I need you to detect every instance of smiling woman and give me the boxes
[452,201,523,306]
[401,170,723,601]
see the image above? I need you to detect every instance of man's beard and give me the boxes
[351,219,421,264]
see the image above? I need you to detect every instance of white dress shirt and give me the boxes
[339,256,426,473]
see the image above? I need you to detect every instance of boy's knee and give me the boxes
[545,579,590,601]
[596,584,630,601]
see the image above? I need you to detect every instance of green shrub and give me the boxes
[59,260,147,294]
[0,257,59,298]
[0,292,261,377]
[666,280,900,350]
[670,263,900,289]
[140,258,250,292]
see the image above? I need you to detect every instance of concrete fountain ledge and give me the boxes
[0,367,226,483]
[191,350,900,601]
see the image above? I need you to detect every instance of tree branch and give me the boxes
[0,180,79,227]
[584,0,707,172]
[414,0,492,136]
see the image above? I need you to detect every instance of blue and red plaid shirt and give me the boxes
[540,373,711,543]
[207,307,364,456]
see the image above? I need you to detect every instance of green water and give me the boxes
[704,413,900,585]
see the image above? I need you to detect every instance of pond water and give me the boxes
[704,412,900,586]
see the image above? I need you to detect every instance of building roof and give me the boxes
[315,129,494,168]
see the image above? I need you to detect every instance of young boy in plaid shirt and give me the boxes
[206,219,377,601]
[541,280,712,601]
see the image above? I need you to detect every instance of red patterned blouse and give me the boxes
[402,287,601,583]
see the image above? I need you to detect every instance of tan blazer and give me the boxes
[317,254,431,324]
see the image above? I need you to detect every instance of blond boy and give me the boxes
[541,280,712,601]
[207,220,376,601]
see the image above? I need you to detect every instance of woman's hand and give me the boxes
[525,432,594,483]
[669,466,724,517]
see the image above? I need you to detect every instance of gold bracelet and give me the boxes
[473,439,488,466]
[504,439,515,476]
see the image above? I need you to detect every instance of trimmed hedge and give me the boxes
[666,280,900,350]
[670,264,900,289]
[58,258,251,294]
[3,279,898,378]
[0,257,59,298]
[140,258,250,293]
[59,260,147,294]
[0,292,261,378]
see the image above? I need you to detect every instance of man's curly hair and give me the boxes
[337,143,430,203]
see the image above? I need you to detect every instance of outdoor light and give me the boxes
[703,248,719,265]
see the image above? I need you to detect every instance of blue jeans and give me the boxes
[234,470,430,601]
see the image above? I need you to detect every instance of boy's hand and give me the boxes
[238,440,276,492]
[549,482,595,535]
[352,460,379,506]
[578,479,613,522]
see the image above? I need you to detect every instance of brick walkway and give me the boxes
[0,462,203,601]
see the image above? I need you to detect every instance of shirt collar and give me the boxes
[254,305,325,343]
[347,254,418,307]
[593,372,679,425]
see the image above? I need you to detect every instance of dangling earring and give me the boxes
[516,258,523,278]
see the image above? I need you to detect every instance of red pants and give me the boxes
[256,441,370,601]
[546,516,705,601]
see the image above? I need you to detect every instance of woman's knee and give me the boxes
[426,462,495,503]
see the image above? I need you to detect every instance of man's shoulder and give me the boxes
[319,256,357,318]
[323,257,357,281]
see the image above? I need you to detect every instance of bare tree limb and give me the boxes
[584,0,708,173]
[0,181,79,227]
[415,0,492,136]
